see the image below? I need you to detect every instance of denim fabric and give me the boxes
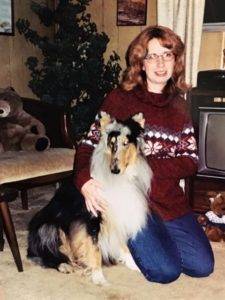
[128,212,214,284]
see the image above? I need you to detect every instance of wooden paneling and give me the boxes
[103,0,119,60]
[0,37,11,87]
[118,27,141,69]
[198,31,225,71]
[142,0,157,29]
[88,0,103,32]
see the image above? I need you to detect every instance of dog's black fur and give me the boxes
[27,181,102,268]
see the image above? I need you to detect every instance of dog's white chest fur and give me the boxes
[91,148,152,261]
[102,176,148,237]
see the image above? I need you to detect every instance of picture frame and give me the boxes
[117,0,147,26]
[0,0,14,36]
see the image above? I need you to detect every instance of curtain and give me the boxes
[157,0,205,86]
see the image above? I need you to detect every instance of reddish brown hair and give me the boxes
[121,25,189,95]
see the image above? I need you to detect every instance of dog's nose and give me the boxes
[111,168,120,174]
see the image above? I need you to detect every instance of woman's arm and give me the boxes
[145,121,198,180]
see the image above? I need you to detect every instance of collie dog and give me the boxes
[27,112,152,285]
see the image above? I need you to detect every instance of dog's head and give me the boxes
[99,112,145,174]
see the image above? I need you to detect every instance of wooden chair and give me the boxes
[0,98,76,271]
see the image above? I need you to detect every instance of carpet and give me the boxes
[0,185,225,300]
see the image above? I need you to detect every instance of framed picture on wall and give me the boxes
[0,0,14,35]
[117,0,147,26]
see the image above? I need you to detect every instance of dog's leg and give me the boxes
[69,224,108,285]
[58,229,76,274]
[118,244,140,272]
[87,240,108,286]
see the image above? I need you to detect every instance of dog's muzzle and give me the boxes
[110,158,120,174]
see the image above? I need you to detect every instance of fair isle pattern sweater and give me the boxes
[74,87,198,221]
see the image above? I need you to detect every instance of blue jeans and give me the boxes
[128,212,214,283]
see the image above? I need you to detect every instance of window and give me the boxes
[203,0,225,31]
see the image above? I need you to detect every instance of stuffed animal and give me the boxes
[0,87,50,153]
[198,193,225,242]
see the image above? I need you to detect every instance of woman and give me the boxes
[74,25,214,283]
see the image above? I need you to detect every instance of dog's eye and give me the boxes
[123,141,129,146]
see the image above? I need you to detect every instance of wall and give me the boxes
[88,0,157,71]
[0,0,156,98]
[198,31,225,71]
[0,0,53,98]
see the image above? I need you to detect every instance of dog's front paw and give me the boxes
[125,258,140,272]
[58,263,75,274]
[91,270,109,286]
[119,252,140,272]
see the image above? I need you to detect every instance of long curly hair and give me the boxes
[121,25,189,95]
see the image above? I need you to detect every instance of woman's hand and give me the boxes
[81,179,107,217]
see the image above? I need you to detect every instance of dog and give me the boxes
[27,112,152,285]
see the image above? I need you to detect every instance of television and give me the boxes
[198,108,225,176]
[188,88,225,179]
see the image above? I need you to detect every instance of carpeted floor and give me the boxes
[0,185,225,300]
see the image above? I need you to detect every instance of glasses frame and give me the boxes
[144,51,175,63]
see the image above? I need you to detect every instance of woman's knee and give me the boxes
[184,252,214,278]
[191,259,214,277]
[197,260,214,277]
[142,263,181,284]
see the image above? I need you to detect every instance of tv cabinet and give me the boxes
[187,88,225,213]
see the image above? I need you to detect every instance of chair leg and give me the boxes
[0,201,23,272]
[21,189,29,210]
[0,216,4,251]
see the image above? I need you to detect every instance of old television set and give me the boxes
[198,107,225,176]
[189,88,225,179]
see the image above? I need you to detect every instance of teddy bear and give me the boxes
[0,87,50,153]
[197,192,225,242]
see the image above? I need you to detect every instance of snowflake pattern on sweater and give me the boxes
[142,122,198,161]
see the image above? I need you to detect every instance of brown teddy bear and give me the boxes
[198,192,225,242]
[0,87,50,153]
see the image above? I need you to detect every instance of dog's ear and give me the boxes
[98,111,112,131]
[132,112,145,128]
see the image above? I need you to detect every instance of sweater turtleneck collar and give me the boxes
[133,86,174,108]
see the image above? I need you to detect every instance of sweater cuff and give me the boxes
[74,168,91,192]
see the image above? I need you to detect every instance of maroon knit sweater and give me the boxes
[74,87,198,221]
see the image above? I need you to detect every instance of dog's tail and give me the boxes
[27,222,67,268]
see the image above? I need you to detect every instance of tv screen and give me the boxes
[198,109,225,176]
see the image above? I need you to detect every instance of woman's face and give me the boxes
[143,38,175,93]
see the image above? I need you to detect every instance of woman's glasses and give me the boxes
[144,51,174,62]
